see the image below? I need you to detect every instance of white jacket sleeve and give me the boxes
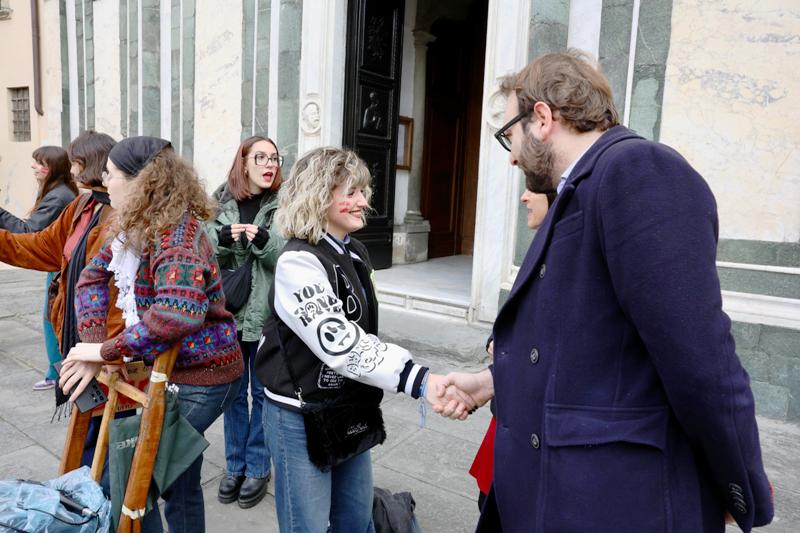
[273,250,428,396]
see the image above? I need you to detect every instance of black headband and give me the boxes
[109,136,172,176]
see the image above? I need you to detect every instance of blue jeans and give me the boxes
[43,272,61,380]
[264,401,376,533]
[222,338,271,478]
[141,378,241,533]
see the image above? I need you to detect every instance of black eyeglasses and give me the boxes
[245,152,284,167]
[494,110,529,152]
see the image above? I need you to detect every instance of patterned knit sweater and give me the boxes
[75,214,243,386]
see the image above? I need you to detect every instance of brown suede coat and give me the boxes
[0,193,123,346]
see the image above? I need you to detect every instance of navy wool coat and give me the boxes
[480,126,773,532]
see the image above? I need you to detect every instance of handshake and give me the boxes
[424,368,494,421]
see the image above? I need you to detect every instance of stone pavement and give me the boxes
[0,268,797,532]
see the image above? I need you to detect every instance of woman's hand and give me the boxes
[58,343,104,401]
[58,359,103,401]
[64,342,104,362]
[104,363,129,381]
[243,224,258,241]
[425,373,477,421]
[432,369,494,419]
[230,223,248,241]
[244,224,270,248]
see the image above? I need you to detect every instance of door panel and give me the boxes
[343,0,404,269]
[420,2,487,258]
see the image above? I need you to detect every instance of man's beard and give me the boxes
[518,130,557,194]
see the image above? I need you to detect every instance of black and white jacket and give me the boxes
[255,234,429,411]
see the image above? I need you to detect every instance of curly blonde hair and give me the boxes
[275,147,372,244]
[113,149,215,250]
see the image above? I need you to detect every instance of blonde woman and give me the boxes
[254,147,471,532]
[59,136,243,533]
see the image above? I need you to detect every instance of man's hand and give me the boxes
[439,369,494,412]
[425,373,476,420]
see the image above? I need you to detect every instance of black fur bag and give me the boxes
[275,323,385,471]
[301,395,386,472]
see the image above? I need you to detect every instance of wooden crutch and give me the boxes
[59,343,180,532]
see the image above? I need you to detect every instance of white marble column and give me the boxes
[392,29,435,264]
[297,0,347,153]
[92,0,121,139]
[404,30,435,225]
[471,0,532,322]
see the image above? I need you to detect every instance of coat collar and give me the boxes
[214,184,279,223]
[499,126,642,313]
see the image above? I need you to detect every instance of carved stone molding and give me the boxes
[300,96,322,134]
[487,87,507,130]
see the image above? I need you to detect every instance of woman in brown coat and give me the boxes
[0,131,121,391]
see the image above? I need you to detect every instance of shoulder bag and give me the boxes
[220,255,254,313]
[276,323,386,471]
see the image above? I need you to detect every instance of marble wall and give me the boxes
[660,0,800,243]
[192,1,244,190]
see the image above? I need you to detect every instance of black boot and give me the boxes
[218,474,246,504]
[238,473,270,509]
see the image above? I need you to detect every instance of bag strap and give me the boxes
[274,322,305,406]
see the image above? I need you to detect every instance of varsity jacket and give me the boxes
[255,234,429,411]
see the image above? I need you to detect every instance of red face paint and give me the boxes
[337,200,350,213]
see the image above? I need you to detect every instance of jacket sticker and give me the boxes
[291,283,343,327]
[346,334,387,375]
[317,317,360,356]
[317,364,345,389]
[334,265,362,321]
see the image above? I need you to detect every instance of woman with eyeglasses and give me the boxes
[207,135,286,509]
[0,145,78,391]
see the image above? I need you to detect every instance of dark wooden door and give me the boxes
[420,3,487,258]
[342,0,405,269]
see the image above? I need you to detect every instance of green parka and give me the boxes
[207,185,285,342]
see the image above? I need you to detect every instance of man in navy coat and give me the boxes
[444,50,774,532]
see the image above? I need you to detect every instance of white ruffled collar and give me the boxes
[108,233,141,328]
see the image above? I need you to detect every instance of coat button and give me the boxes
[538,263,546,278]
[529,348,539,364]
[530,433,540,449]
